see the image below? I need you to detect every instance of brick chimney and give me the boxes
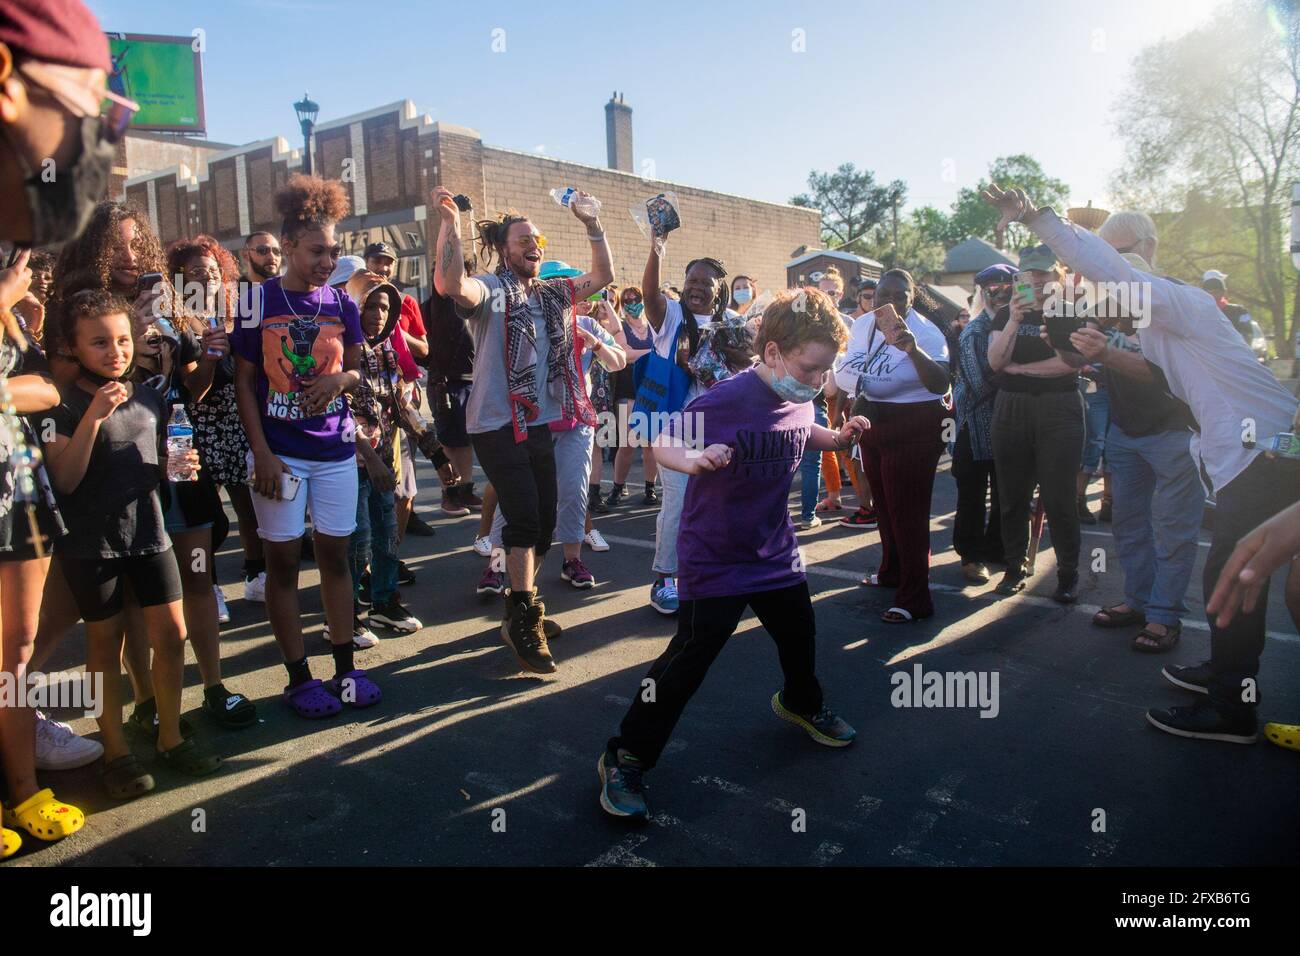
[605,92,632,173]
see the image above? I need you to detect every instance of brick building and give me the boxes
[119,96,821,300]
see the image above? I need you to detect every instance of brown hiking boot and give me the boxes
[502,591,563,639]
[501,597,557,673]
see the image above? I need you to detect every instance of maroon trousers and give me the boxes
[858,398,947,618]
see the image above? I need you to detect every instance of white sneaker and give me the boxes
[324,620,380,650]
[584,528,610,552]
[244,571,267,603]
[473,535,493,557]
[34,710,104,771]
[798,515,823,530]
[370,600,422,634]
[214,585,231,623]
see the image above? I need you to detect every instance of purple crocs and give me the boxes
[327,669,382,708]
[284,679,343,719]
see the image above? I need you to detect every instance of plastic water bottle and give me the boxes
[166,406,196,482]
[550,186,601,217]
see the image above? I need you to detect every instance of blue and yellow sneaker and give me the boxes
[771,692,856,747]
[598,749,649,820]
[649,577,679,616]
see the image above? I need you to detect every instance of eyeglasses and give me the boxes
[982,282,1012,294]
[518,234,547,251]
[17,64,138,144]
[249,245,281,257]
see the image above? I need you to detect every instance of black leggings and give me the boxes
[610,582,824,769]
[60,548,183,622]
[471,423,557,554]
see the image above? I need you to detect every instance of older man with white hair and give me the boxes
[983,185,1299,746]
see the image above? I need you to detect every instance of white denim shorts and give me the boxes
[246,451,359,541]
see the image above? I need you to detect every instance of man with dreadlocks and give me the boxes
[633,239,734,616]
[431,185,612,674]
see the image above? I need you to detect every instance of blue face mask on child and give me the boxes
[768,351,821,404]
[732,288,752,305]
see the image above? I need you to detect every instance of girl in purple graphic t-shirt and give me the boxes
[598,289,870,822]
[232,175,378,720]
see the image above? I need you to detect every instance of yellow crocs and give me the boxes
[3,788,85,841]
[1264,722,1300,752]
[1,826,20,859]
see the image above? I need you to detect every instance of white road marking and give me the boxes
[586,834,656,867]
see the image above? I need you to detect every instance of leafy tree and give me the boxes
[949,155,1071,250]
[866,213,946,278]
[1112,0,1299,355]
[791,164,906,250]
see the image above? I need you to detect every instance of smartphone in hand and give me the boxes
[873,303,904,345]
[1013,271,1036,308]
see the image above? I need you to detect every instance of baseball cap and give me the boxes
[1202,269,1228,284]
[363,242,397,262]
[1017,244,1060,273]
[327,255,366,287]
[974,264,1017,286]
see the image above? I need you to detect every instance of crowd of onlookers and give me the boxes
[2,0,1299,852]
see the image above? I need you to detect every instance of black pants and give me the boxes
[609,582,824,770]
[470,423,557,555]
[1206,453,1300,712]
[952,424,1003,564]
[992,388,1084,577]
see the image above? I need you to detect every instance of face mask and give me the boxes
[732,288,752,305]
[624,302,643,318]
[768,351,821,404]
[5,114,113,247]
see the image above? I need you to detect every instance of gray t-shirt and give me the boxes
[458,273,557,435]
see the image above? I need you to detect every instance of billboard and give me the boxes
[105,33,205,133]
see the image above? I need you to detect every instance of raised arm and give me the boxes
[642,240,669,332]
[567,190,614,300]
[431,187,483,312]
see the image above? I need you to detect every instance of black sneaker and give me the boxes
[588,488,610,515]
[643,485,660,506]
[397,560,416,586]
[406,512,437,537]
[598,748,648,820]
[1162,661,1210,695]
[1146,698,1257,744]
[607,483,628,507]
[1052,571,1079,605]
[995,572,1026,596]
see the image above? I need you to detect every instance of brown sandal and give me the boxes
[1092,605,1145,629]
[1132,623,1180,653]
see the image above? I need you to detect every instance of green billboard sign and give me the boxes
[105,33,205,133]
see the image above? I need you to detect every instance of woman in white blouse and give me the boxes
[835,270,951,622]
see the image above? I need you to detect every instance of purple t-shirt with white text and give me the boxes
[674,368,811,601]
[230,277,364,462]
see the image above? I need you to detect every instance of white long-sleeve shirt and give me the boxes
[1026,208,1296,492]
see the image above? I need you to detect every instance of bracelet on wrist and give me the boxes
[587,230,606,241]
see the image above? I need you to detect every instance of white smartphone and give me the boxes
[280,473,302,501]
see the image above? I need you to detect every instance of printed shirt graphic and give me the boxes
[231,277,363,462]
[672,368,811,601]
[835,307,949,403]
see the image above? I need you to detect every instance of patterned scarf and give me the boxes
[497,263,596,443]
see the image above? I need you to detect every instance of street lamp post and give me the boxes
[294,93,319,176]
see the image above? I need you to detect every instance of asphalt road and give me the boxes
[9,453,1300,867]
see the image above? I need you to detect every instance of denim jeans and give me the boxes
[652,465,690,577]
[349,474,399,607]
[798,404,829,521]
[1081,385,1110,475]
[1105,425,1201,628]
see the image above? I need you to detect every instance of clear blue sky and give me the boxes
[89,0,1224,214]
